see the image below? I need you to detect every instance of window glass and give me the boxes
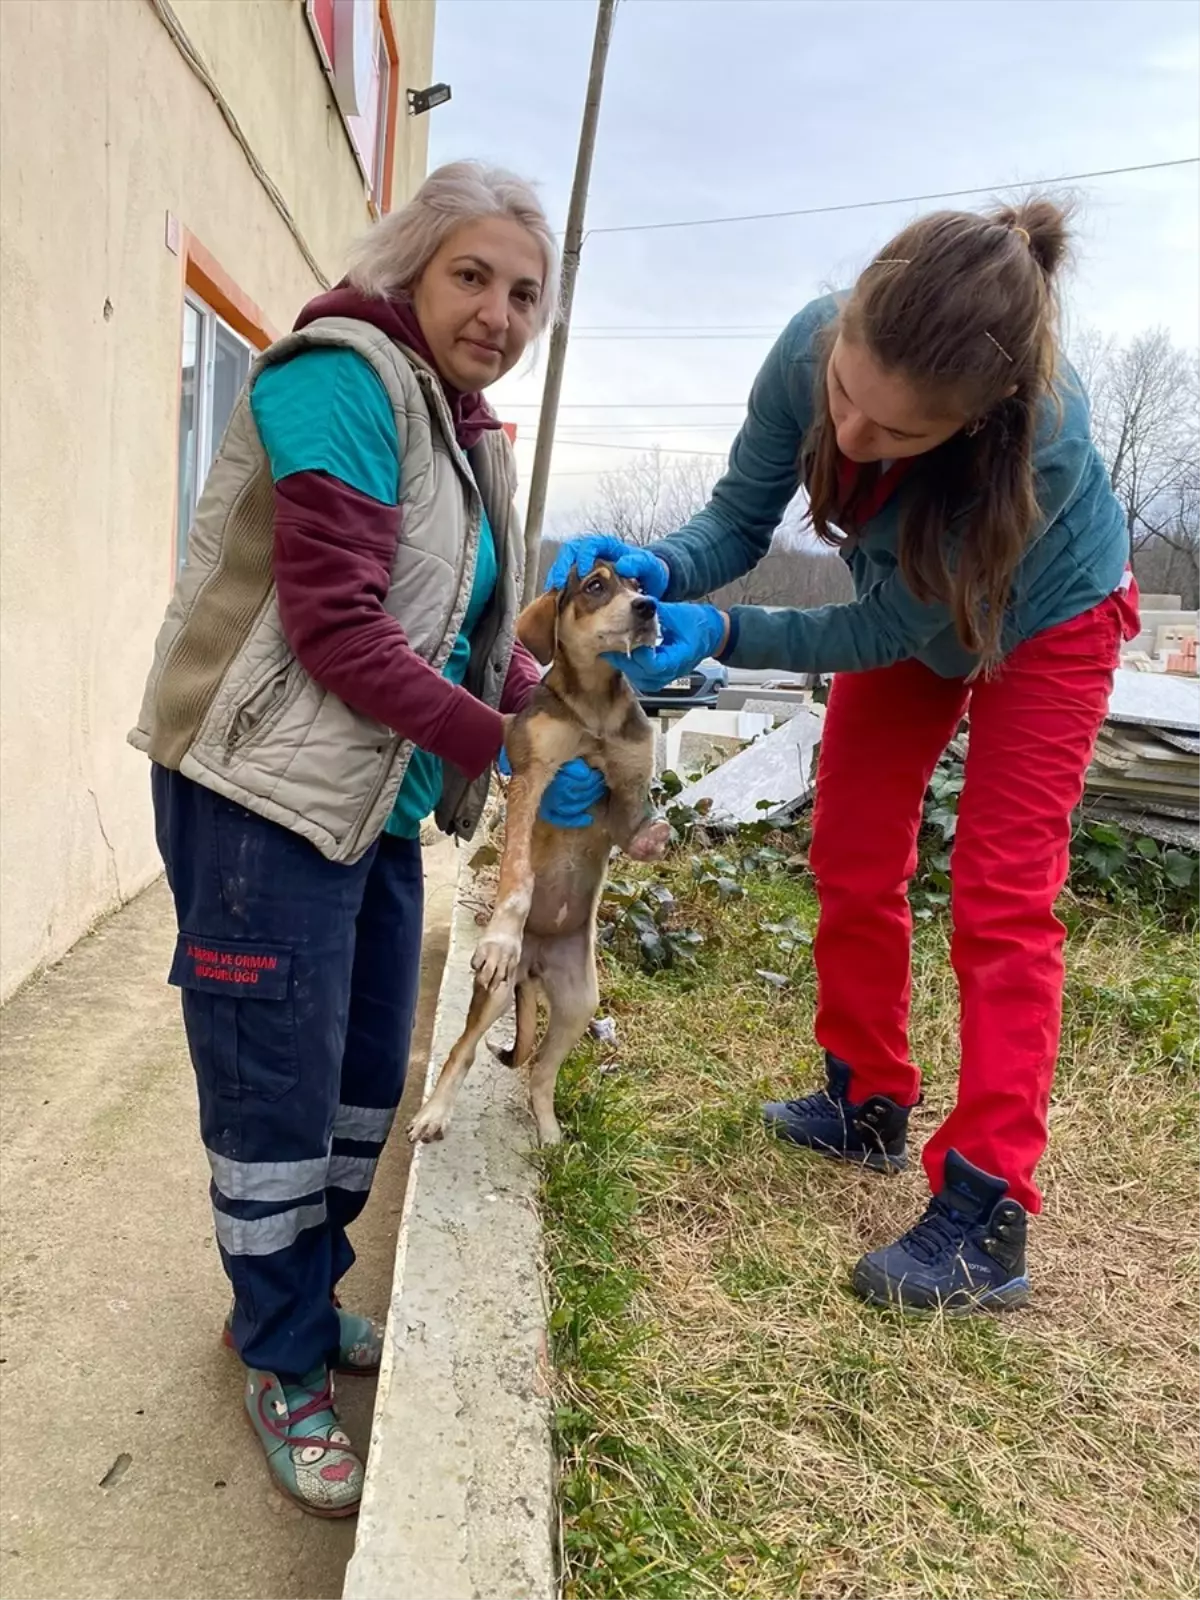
[177,301,202,568]
[209,320,252,474]
[175,298,253,570]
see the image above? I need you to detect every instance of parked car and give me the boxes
[637,658,729,717]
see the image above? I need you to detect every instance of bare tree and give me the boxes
[540,449,718,585]
[1128,457,1200,606]
[1079,327,1200,606]
[547,334,1200,616]
[547,448,852,607]
[708,547,853,609]
[1081,321,1200,553]
[573,448,724,546]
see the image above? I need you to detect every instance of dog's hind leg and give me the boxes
[528,931,600,1146]
[493,979,539,1068]
[407,976,514,1144]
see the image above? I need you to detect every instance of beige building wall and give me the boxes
[0,0,435,1001]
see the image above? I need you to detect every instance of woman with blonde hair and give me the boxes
[550,198,1139,1315]
[132,161,594,1515]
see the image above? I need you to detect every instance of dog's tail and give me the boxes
[493,979,539,1068]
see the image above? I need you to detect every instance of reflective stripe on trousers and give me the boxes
[153,764,423,1377]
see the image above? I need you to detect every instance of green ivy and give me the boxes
[599,749,1196,974]
[915,751,1197,925]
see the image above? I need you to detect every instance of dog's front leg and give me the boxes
[472,766,550,991]
[607,783,670,861]
[475,711,579,991]
[604,738,671,863]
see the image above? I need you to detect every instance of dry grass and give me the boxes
[539,857,1199,1600]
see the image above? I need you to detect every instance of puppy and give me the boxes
[408,564,669,1147]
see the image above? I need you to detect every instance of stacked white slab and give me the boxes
[1085,669,1200,848]
[673,704,826,827]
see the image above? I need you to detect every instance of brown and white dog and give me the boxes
[408,564,669,1147]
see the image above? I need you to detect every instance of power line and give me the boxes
[571,323,779,332]
[586,156,1200,237]
[533,461,725,478]
[528,437,729,457]
[553,423,739,432]
[502,401,747,409]
[572,332,774,341]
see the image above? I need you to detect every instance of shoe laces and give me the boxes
[257,1373,342,1454]
[783,1088,843,1120]
[898,1196,971,1265]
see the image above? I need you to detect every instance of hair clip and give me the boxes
[1011,226,1031,246]
[984,330,1014,363]
[871,257,912,267]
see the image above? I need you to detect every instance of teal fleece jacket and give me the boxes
[649,296,1129,678]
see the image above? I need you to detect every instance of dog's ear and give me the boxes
[517,589,559,665]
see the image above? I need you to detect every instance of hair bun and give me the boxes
[991,197,1072,279]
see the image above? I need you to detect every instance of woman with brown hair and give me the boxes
[547,197,1139,1314]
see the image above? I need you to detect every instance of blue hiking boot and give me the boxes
[762,1055,910,1172]
[852,1149,1031,1313]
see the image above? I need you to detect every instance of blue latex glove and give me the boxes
[498,751,608,829]
[544,535,670,599]
[604,601,728,694]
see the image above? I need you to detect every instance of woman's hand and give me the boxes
[545,535,670,599]
[604,602,729,693]
[497,751,608,829]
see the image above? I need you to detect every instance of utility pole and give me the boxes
[522,0,617,603]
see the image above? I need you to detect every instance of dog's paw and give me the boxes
[534,1112,563,1147]
[407,1100,451,1144]
[626,818,671,862]
[472,927,521,991]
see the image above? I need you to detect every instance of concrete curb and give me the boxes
[344,857,556,1600]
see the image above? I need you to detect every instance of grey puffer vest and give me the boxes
[129,316,524,861]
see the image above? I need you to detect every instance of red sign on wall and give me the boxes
[305,0,386,203]
[308,0,335,66]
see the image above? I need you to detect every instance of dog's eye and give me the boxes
[584,577,606,596]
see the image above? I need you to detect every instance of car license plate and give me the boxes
[666,676,693,691]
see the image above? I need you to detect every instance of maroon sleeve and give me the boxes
[272,471,504,780]
[499,639,543,714]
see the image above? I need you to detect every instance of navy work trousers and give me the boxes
[152,766,423,1379]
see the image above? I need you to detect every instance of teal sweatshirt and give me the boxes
[650,296,1130,678]
[250,346,498,838]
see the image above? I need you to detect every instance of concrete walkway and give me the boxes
[0,838,460,1600]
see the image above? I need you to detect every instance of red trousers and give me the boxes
[809,586,1139,1212]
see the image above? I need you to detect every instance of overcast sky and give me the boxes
[427,0,1200,526]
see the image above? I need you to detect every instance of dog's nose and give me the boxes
[632,596,656,620]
